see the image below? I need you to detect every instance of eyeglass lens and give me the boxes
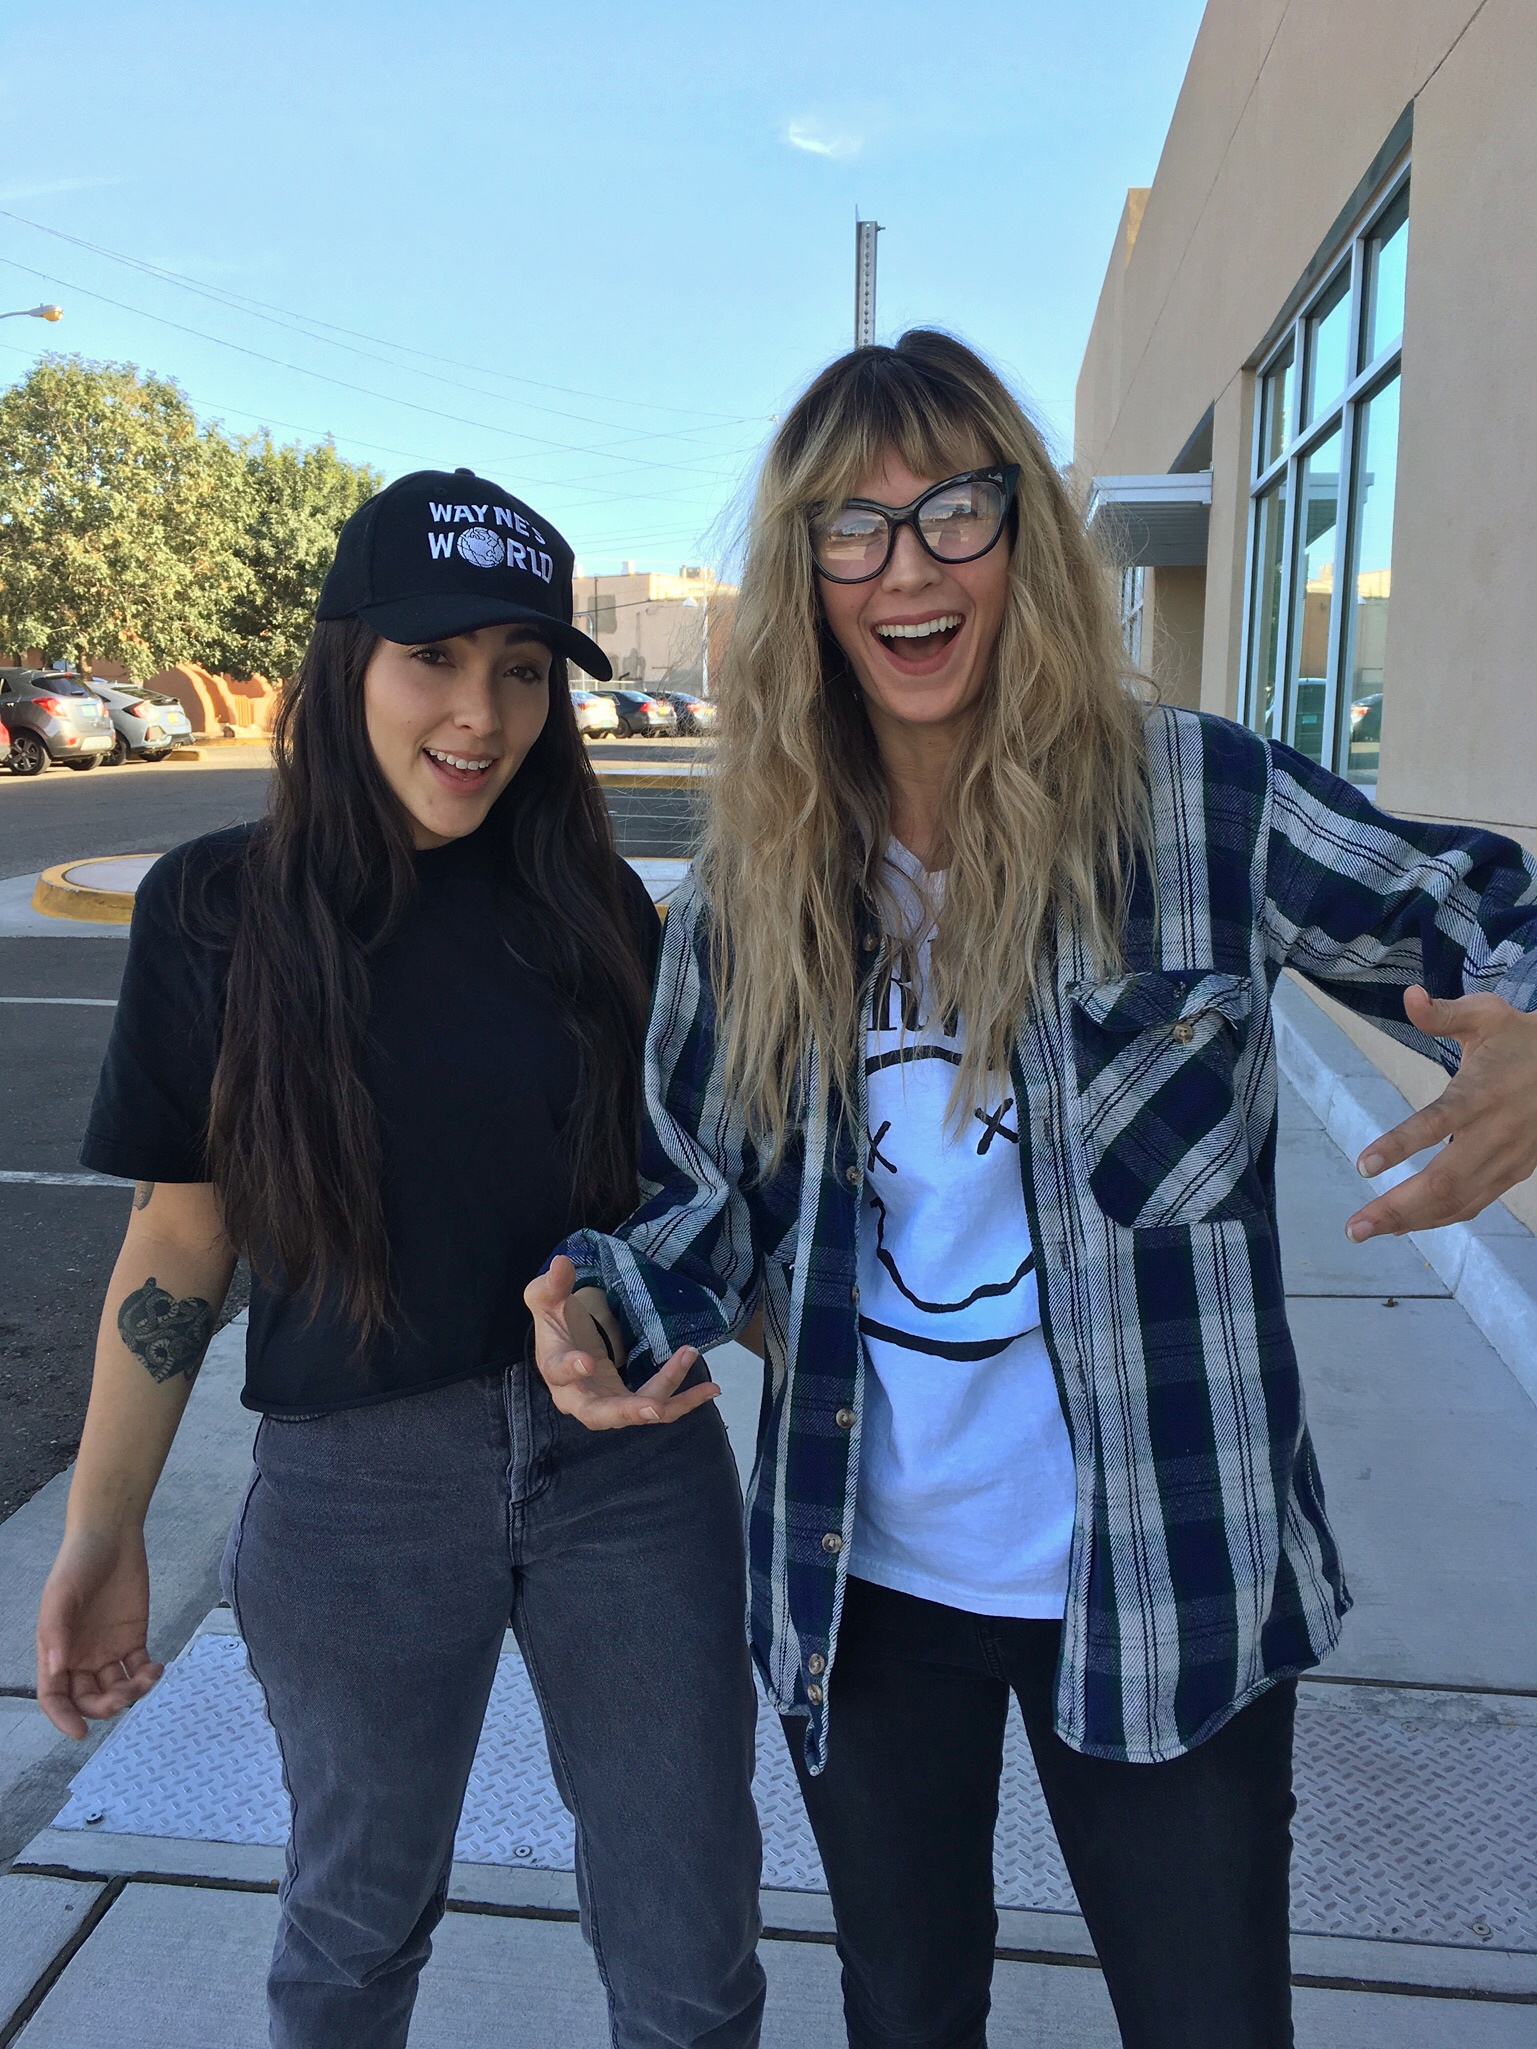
[812,474,1008,579]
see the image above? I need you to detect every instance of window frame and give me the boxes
[1119,564,1146,670]
[1239,162,1409,785]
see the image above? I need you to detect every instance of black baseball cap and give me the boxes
[316,466,612,681]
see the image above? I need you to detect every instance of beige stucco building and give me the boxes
[1074,0,1535,1222]
[568,565,734,690]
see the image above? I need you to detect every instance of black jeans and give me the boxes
[785,1577,1295,2049]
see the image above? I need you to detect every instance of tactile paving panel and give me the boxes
[51,1634,1537,1952]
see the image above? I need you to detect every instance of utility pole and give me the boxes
[854,217,881,349]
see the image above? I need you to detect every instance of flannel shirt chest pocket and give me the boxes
[1068,969,1262,1229]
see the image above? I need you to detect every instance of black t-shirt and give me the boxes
[81,822,658,1417]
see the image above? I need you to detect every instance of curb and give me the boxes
[593,769,705,791]
[29,862,139,926]
[1272,975,1537,1410]
[29,857,162,927]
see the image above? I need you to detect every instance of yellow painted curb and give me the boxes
[30,856,163,926]
[595,770,705,792]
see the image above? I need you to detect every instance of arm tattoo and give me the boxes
[118,1277,214,1385]
[132,1181,155,1212]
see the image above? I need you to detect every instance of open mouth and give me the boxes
[423,746,497,791]
[871,613,965,670]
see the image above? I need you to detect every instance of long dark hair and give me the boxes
[201,616,651,1340]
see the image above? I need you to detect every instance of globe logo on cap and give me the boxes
[456,526,504,569]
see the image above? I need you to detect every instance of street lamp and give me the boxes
[0,304,63,322]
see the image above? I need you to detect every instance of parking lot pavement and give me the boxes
[0,738,704,873]
[605,783,702,857]
[0,766,275,1523]
[0,758,275,879]
[0,1182,133,1522]
[0,936,133,1520]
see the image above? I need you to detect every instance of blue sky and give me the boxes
[0,0,1205,574]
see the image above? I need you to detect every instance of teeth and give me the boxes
[427,748,493,772]
[874,615,962,641]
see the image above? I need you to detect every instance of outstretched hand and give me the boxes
[1346,986,1537,1240]
[524,1256,719,1431]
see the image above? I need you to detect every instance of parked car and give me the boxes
[651,690,717,736]
[85,678,194,764]
[569,684,621,738]
[0,668,115,774]
[1348,692,1382,745]
[597,689,679,738]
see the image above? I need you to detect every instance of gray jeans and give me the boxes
[221,1364,765,2049]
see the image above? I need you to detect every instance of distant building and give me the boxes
[568,563,735,690]
[1073,0,1535,1225]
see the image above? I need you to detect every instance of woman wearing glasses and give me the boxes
[528,331,1537,2048]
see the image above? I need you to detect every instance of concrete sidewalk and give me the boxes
[2,986,1535,2045]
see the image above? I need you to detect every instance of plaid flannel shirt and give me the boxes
[565,708,1537,1768]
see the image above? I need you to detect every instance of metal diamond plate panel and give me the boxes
[51,1635,1537,1952]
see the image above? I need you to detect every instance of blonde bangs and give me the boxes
[702,330,1149,1165]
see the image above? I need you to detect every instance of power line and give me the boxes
[0,336,728,521]
[0,208,762,430]
[0,253,762,485]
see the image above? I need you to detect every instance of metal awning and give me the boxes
[1086,471,1212,567]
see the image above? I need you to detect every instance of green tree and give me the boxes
[0,354,250,675]
[209,434,380,682]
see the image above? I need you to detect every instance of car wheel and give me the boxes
[66,754,99,770]
[8,733,48,775]
[103,735,128,767]
[141,749,170,763]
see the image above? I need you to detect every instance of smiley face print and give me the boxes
[860,928,1040,1364]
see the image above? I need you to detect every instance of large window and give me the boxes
[1242,175,1408,784]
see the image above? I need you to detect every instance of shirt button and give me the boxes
[806,1682,824,1706]
[849,1283,860,1305]
[821,1531,843,1555]
[1171,1020,1195,1045]
[835,1407,855,1430]
[844,1164,860,1187]
[862,932,878,952]
[807,1651,826,1675]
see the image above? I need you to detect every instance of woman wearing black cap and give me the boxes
[35,471,766,2049]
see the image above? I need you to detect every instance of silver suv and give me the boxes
[0,669,115,774]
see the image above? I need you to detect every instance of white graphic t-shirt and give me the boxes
[849,841,1076,1617]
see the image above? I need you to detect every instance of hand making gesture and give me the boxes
[524,1255,720,1430]
[1346,986,1537,1240]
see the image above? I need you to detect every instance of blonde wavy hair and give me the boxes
[702,328,1148,1163]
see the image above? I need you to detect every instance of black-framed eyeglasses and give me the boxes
[808,465,1019,583]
